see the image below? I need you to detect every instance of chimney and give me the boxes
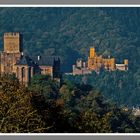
[38,55,41,60]
[72,65,76,70]
[83,62,86,68]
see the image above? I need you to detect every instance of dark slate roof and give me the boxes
[32,56,60,66]
[16,55,35,66]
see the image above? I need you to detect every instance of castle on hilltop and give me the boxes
[72,47,128,75]
[0,32,128,83]
[0,32,61,86]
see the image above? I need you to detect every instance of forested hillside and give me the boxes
[0,8,140,71]
[1,74,140,133]
[0,7,140,106]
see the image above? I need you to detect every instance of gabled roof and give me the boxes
[16,55,60,67]
[32,56,60,66]
[16,55,35,66]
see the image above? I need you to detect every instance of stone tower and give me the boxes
[4,32,21,53]
[0,32,61,86]
[0,32,21,74]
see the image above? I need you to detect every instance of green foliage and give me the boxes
[64,70,140,107]
[0,8,140,132]
[30,74,59,103]
[108,108,137,133]
[0,7,140,107]
[0,75,46,133]
[0,8,140,71]
[30,75,75,132]
[0,74,140,133]
[57,79,139,133]
[75,110,112,133]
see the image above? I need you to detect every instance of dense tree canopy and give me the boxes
[64,70,140,107]
[0,7,140,132]
[0,74,46,133]
[0,8,140,71]
[0,74,140,133]
[0,8,139,107]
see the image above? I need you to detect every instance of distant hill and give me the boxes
[0,8,140,106]
[0,8,140,72]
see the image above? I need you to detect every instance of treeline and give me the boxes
[0,74,140,133]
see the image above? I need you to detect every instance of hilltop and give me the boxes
[0,8,140,106]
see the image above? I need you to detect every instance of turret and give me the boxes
[89,47,96,58]
[124,59,128,70]
[124,59,128,65]
[76,59,83,68]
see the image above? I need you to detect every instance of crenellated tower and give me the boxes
[0,32,22,74]
[4,32,21,53]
